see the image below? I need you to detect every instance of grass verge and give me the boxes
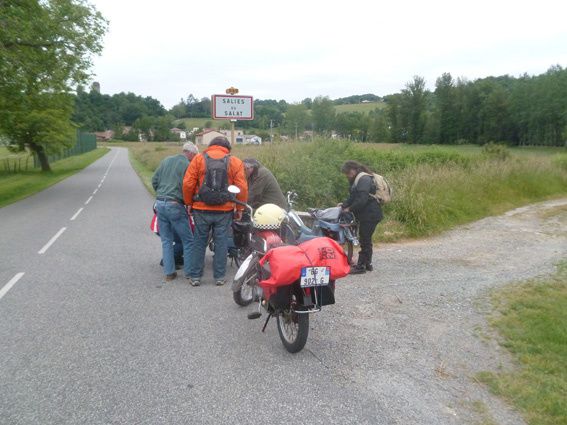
[477,262,567,425]
[0,148,109,208]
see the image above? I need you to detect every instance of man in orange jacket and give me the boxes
[183,137,248,286]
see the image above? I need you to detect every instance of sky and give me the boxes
[90,0,567,109]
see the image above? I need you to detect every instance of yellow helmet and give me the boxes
[253,204,286,230]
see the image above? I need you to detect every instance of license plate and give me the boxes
[300,267,330,288]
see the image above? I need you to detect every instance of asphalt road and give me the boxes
[0,148,386,425]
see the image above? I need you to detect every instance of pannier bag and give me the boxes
[259,237,350,300]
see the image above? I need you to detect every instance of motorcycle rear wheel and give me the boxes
[277,309,309,353]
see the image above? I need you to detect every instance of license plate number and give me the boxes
[300,267,330,287]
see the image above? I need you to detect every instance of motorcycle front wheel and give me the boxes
[277,309,309,353]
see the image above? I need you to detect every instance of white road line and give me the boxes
[98,183,102,188]
[0,272,25,301]
[38,227,66,254]
[93,188,98,195]
[70,207,84,221]
[85,196,93,205]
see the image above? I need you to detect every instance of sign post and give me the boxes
[212,87,254,146]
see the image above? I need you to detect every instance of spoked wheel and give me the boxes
[233,281,255,306]
[277,305,309,353]
[232,253,258,307]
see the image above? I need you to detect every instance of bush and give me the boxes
[482,142,510,160]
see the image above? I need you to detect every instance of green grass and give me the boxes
[124,140,567,241]
[477,262,567,425]
[0,148,109,208]
[334,102,386,114]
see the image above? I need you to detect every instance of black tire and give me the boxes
[232,253,258,307]
[233,283,255,306]
[277,309,309,353]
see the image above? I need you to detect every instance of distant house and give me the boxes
[219,129,244,139]
[195,129,226,146]
[94,130,114,141]
[170,127,187,140]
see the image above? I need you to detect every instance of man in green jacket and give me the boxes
[243,158,288,210]
[152,142,198,281]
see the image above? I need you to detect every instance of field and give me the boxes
[0,148,109,207]
[334,101,386,114]
[124,140,567,242]
[0,146,34,173]
[478,261,567,425]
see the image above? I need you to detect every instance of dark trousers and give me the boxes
[357,217,380,267]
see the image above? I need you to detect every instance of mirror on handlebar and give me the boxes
[228,185,241,194]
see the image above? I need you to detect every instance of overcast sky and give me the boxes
[90,0,567,108]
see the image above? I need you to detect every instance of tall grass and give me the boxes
[126,140,567,241]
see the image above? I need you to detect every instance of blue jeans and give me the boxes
[156,200,193,276]
[190,211,232,280]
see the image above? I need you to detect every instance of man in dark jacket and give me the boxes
[243,158,287,210]
[340,161,383,274]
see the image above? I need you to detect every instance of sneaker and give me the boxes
[187,277,201,287]
[215,279,226,286]
[165,272,177,281]
[366,264,374,272]
[349,265,366,275]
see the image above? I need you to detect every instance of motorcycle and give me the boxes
[283,191,359,265]
[242,236,350,353]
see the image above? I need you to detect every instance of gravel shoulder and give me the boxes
[308,198,567,425]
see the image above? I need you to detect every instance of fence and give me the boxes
[32,131,97,168]
[1,131,97,174]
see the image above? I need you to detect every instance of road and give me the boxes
[0,148,384,425]
[2,147,565,424]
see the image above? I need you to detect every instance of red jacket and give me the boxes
[182,145,248,212]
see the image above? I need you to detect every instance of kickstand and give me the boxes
[261,313,272,333]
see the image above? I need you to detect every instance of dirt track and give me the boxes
[308,198,567,424]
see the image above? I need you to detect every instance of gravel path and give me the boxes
[307,198,567,425]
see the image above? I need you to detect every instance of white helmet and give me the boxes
[253,204,286,230]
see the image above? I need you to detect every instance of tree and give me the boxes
[311,96,336,133]
[283,104,308,138]
[0,0,107,171]
[400,76,428,144]
[434,73,458,144]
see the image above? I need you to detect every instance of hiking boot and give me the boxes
[349,265,366,275]
[187,277,201,287]
[366,264,374,272]
[165,272,177,281]
[215,279,226,286]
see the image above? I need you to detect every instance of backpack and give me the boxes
[196,153,232,205]
[354,172,392,204]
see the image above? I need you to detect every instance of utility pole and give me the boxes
[226,86,239,146]
[270,119,273,143]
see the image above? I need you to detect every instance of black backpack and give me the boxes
[196,153,233,205]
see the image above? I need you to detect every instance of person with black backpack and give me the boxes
[182,137,248,286]
[340,160,385,275]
